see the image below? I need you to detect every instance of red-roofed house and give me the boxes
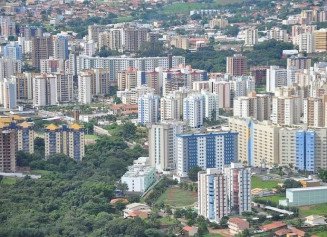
[182,226,198,236]
[228,217,250,235]
[260,221,286,232]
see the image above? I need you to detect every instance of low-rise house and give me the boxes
[260,221,287,232]
[305,215,327,226]
[110,198,129,205]
[123,203,151,219]
[182,226,198,236]
[228,217,250,235]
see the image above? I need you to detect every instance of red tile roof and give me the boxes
[228,217,248,225]
[260,221,286,232]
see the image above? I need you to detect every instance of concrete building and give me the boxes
[124,28,148,53]
[250,66,269,86]
[183,93,205,128]
[198,168,229,223]
[271,96,301,125]
[303,97,326,127]
[209,18,228,29]
[45,123,85,161]
[266,66,287,93]
[121,157,155,193]
[229,117,280,167]
[298,32,315,53]
[210,81,231,108]
[32,36,54,70]
[267,27,288,42]
[118,68,138,91]
[233,92,271,121]
[53,35,69,60]
[33,74,57,107]
[77,55,185,81]
[4,42,22,60]
[202,90,219,121]
[40,57,65,73]
[245,28,258,46]
[137,92,160,125]
[78,71,93,104]
[228,218,250,235]
[226,54,247,76]
[0,58,22,81]
[225,163,251,215]
[280,186,327,207]
[176,131,238,178]
[198,163,251,223]
[148,121,186,172]
[0,78,16,109]
[16,121,34,154]
[314,29,327,52]
[287,55,312,70]
[0,125,16,172]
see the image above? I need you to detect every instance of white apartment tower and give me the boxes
[148,121,187,172]
[183,93,205,128]
[138,93,160,125]
[245,28,258,46]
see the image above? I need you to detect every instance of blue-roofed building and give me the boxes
[296,130,316,172]
[4,42,22,60]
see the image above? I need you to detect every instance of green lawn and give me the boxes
[85,134,99,140]
[310,231,327,237]
[299,203,327,216]
[251,176,279,189]
[162,0,245,14]
[31,170,53,176]
[256,195,286,205]
[203,234,223,237]
[159,217,179,225]
[2,177,17,185]
[156,187,197,207]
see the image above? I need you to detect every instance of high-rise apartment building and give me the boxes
[0,58,22,81]
[78,71,93,104]
[138,93,160,125]
[16,121,34,154]
[148,121,187,172]
[267,27,288,42]
[210,80,231,108]
[4,42,22,60]
[124,28,148,53]
[45,123,85,161]
[13,73,33,101]
[183,93,205,128]
[33,74,57,106]
[314,29,327,52]
[53,35,69,60]
[224,163,251,215]
[303,97,326,127]
[0,16,16,37]
[198,163,251,222]
[176,131,238,178]
[32,36,54,70]
[226,54,247,76]
[271,96,301,125]
[198,169,229,223]
[118,68,138,91]
[0,78,16,109]
[266,66,287,93]
[244,28,258,46]
[287,55,312,70]
[0,124,16,172]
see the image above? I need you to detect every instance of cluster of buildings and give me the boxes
[0,115,85,173]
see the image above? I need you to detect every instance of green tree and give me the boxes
[188,166,202,182]
[283,179,302,189]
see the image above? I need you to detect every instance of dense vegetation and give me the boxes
[0,136,150,237]
[171,40,294,72]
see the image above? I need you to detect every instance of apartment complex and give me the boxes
[45,123,85,161]
[198,163,251,223]
[148,120,187,172]
[226,54,247,76]
[176,131,238,178]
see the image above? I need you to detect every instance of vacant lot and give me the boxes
[2,177,17,185]
[156,187,197,207]
[252,176,279,189]
[85,134,99,140]
[299,203,327,216]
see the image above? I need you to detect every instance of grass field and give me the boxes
[162,0,245,14]
[156,187,197,207]
[299,203,327,216]
[31,170,53,176]
[85,134,99,140]
[310,231,327,237]
[159,217,179,225]
[203,234,223,237]
[2,177,17,185]
[251,176,279,189]
[256,195,286,205]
